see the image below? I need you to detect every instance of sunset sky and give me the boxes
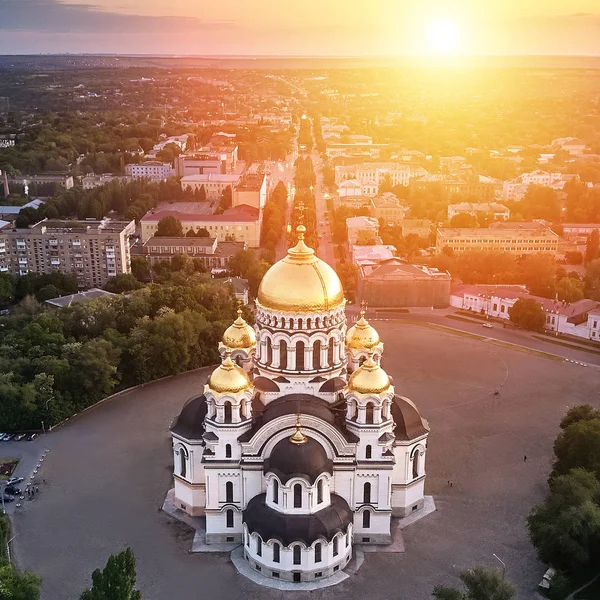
[1,0,599,56]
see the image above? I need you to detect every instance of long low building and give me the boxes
[358,258,451,308]
[140,204,260,247]
[436,226,559,255]
[180,173,241,202]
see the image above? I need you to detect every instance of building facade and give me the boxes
[370,193,406,225]
[181,174,241,202]
[447,202,510,222]
[169,226,430,583]
[233,174,267,211]
[0,218,135,288]
[335,163,411,193]
[436,226,559,255]
[125,162,172,180]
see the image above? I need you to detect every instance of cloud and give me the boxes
[0,0,238,34]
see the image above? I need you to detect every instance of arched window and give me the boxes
[294,483,302,508]
[280,340,288,370]
[296,341,305,371]
[235,355,243,367]
[179,450,186,478]
[273,543,280,563]
[363,482,371,503]
[226,481,233,503]
[317,479,323,504]
[226,509,234,528]
[225,444,232,458]
[293,545,301,565]
[363,510,371,529]
[413,449,420,479]
[313,340,321,369]
[314,542,322,562]
[224,401,232,424]
[333,537,338,556]
[327,339,335,366]
[365,445,372,459]
[266,337,272,365]
[307,318,312,329]
[257,537,262,556]
[273,479,279,504]
[365,403,374,424]
[359,355,366,366]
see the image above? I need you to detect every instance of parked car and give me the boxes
[13,434,26,441]
[25,433,38,441]
[4,486,21,496]
[482,322,493,328]
[1,494,15,503]
[0,434,6,441]
[2,434,14,442]
[7,476,24,486]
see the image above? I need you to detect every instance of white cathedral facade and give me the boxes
[170,225,430,582]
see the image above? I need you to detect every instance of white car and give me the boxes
[482,322,493,328]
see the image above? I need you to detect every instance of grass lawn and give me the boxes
[0,458,19,480]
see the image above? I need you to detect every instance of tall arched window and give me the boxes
[226,481,233,503]
[412,449,420,479]
[273,479,279,504]
[224,401,232,424]
[273,543,280,563]
[179,450,186,478]
[294,483,302,508]
[333,537,338,556]
[365,403,374,424]
[317,479,323,504]
[226,509,234,528]
[307,318,312,329]
[266,337,272,365]
[363,510,371,529]
[280,340,288,370]
[296,341,305,371]
[327,339,335,366]
[363,482,371,503]
[313,340,321,369]
[293,545,301,565]
[314,542,322,562]
[257,537,262,556]
[225,444,232,458]
[365,445,372,459]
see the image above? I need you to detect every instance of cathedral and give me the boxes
[170,224,430,583]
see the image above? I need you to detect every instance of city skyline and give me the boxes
[1,0,599,56]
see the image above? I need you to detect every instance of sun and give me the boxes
[427,19,459,54]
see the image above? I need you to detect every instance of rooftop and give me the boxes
[235,174,265,191]
[141,204,259,224]
[438,226,558,239]
[45,288,116,308]
[143,236,216,248]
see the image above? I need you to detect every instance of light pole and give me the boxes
[6,534,17,563]
[493,553,506,578]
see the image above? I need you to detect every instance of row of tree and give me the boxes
[260,181,288,262]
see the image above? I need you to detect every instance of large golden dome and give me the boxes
[257,226,344,313]
[346,311,380,350]
[207,354,251,394]
[222,310,256,349]
[347,354,391,394]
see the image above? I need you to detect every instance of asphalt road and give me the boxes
[11,321,600,600]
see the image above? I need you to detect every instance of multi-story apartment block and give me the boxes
[335,163,411,193]
[436,226,559,256]
[125,162,172,180]
[0,218,135,288]
[180,173,241,202]
[370,193,406,225]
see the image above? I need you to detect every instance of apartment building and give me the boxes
[180,173,241,202]
[436,226,559,255]
[140,204,260,246]
[0,218,135,288]
[125,161,172,180]
[335,163,411,192]
[370,193,406,224]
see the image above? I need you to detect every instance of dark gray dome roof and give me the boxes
[243,493,352,546]
[170,395,207,440]
[392,395,429,441]
[264,437,333,484]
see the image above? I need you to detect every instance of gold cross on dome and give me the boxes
[296,201,305,224]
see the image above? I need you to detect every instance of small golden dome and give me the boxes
[346,311,380,350]
[222,310,256,349]
[347,354,390,394]
[207,353,251,394]
[257,225,344,314]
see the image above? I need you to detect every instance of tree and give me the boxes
[553,418,600,480]
[196,227,210,238]
[560,404,600,430]
[450,213,478,228]
[509,298,546,331]
[433,566,516,600]
[80,547,142,600]
[155,216,183,237]
[520,185,561,221]
[104,274,143,294]
[556,277,584,303]
[355,230,378,246]
[0,563,41,600]
[586,229,600,264]
[197,185,207,202]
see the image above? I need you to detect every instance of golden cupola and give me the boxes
[257,224,344,313]
[347,353,391,395]
[207,352,252,394]
[346,310,380,350]
[222,310,257,349]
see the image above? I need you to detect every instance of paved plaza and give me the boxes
[8,322,600,600]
